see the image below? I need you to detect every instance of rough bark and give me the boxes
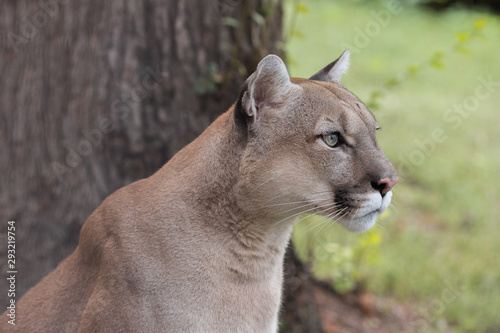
[1,0,281,297]
[282,243,325,332]
[1,1,323,331]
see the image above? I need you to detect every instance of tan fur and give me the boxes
[2,52,397,332]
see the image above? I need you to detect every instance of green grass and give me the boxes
[285,1,500,331]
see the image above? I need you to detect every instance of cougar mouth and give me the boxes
[338,191,393,233]
[271,189,391,234]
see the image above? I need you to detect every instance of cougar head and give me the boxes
[235,51,398,233]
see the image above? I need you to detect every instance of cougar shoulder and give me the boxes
[4,51,397,333]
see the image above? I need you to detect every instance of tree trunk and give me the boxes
[282,243,326,333]
[1,0,321,331]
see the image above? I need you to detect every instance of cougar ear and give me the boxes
[240,55,295,123]
[309,50,350,83]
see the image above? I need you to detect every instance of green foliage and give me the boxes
[222,17,239,28]
[283,1,309,64]
[251,11,266,26]
[292,213,387,294]
[194,62,223,95]
[366,18,487,110]
[286,0,500,331]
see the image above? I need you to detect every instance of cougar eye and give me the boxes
[323,132,340,148]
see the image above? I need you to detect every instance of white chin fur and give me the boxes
[339,191,392,233]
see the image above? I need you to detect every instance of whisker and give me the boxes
[345,208,356,231]
[262,193,284,205]
[300,212,336,234]
[268,191,331,207]
[249,171,281,194]
[343,207,358,220]
[267,200,316,207]
[303,220,329,234]
[271,202,341,227]
[312,219,335,238]
[262,189,333,207]
[389,202,399,214]
[313,207,349,238]
[297,215,329,234]
[265,194,334,208]
[277,200,344,216]
[308,190,336,196]
[296,206,340,234]
[294,214,317,226]
[319,208,353,235]
[376,218,389,227]
[375,221,386,230]
[372,223,384,234]
[301,204,353,236]
[310,215,338,235]
[274,201,317,215]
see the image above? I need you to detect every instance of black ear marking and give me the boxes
[233,81,251,139]
[309,50,350,83]
[309,60,338,81]
[233,54,295,135]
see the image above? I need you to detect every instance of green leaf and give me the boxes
[430,60,444,69]
[367,101,380,110]
[455,32,470,43]
[474,18,487,30]
[194,78,216,95]
[222,17,239,28]
[291,29,305,40]
[296,3,309,14]
[430,59,444,69]
[429,51,445,69]
[358,231,382,247]
[251,11,265,26]
[260,5,272,16]
[432,51,443,59]
[407,65,420,74]
[385,78,399,88]
[370,90,384,99]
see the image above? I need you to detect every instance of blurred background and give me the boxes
[287,0,500,332]
[1,0,499,332]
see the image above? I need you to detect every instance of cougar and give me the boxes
[3,51,397,332]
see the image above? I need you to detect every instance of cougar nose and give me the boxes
[372,177,398,196]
